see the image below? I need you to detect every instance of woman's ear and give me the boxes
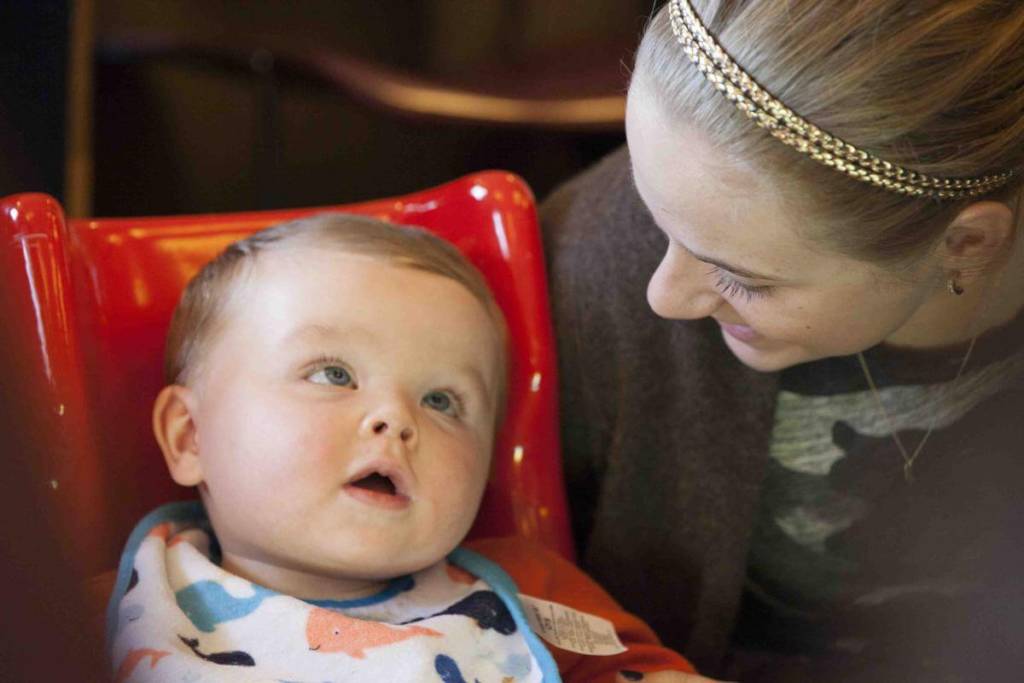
[941,200,1015,286]
[153,385,203,486]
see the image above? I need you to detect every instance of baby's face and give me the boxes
[186,246,502,594]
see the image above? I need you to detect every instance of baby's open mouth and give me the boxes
[349,472,397,496]
[343,466,411,510]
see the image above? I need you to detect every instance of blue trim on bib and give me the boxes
[307,574,415,609]
[449,547,562,683]
[106,500,206,649]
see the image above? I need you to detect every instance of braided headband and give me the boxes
[666,0,1014,200]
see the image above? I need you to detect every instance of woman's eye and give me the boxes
[309,365,354,387]
[422,390,458,415]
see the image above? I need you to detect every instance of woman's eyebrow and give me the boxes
[630,162,783,282]
[688,249,780,281]
[652,216,784,282]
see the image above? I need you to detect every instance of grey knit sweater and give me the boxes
[541,146,779,669]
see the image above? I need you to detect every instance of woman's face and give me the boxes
[626,79,941,371]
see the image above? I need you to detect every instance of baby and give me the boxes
[106,214,711,682]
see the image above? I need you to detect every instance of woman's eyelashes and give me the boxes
[709,266,772,301]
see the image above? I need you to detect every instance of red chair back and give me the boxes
[0,171,572,579]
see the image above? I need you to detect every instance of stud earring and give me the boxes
[947,273,965,296]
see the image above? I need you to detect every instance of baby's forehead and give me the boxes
[226,244,381,302]
[224,245,500,343]
[211,241,501,361]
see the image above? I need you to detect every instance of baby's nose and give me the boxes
[371,419,415,443]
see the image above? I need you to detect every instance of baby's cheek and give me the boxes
[461,448,492,504]
[290,414,345,462]
[431,441,488,500]
[457,434,491,481]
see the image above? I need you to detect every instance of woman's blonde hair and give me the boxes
[635,0,1024,265]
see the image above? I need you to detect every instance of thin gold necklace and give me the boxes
[865,197,1024,481]
[856,336,978,484]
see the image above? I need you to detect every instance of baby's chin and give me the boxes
[294,538,461,581]
[221,549,440,602]
[211,504,475,592]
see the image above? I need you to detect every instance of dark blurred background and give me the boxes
[2,0,655,219]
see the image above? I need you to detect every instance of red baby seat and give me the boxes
[0,171,572,581]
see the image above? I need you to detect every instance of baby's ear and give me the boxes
[153,385,203,486]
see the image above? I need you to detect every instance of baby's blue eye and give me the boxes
[309,365,353,387]
[422,390,456,415]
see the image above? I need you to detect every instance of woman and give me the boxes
[541,1,1024,680]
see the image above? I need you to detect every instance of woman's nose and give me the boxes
[646,244,723,320]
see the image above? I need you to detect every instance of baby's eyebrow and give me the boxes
[280,323,371,346]
[451,365,495,407]
[282,323,496,404]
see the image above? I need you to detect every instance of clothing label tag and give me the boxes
[518,593,627,656]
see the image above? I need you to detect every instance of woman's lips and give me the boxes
[719,321,760,344]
